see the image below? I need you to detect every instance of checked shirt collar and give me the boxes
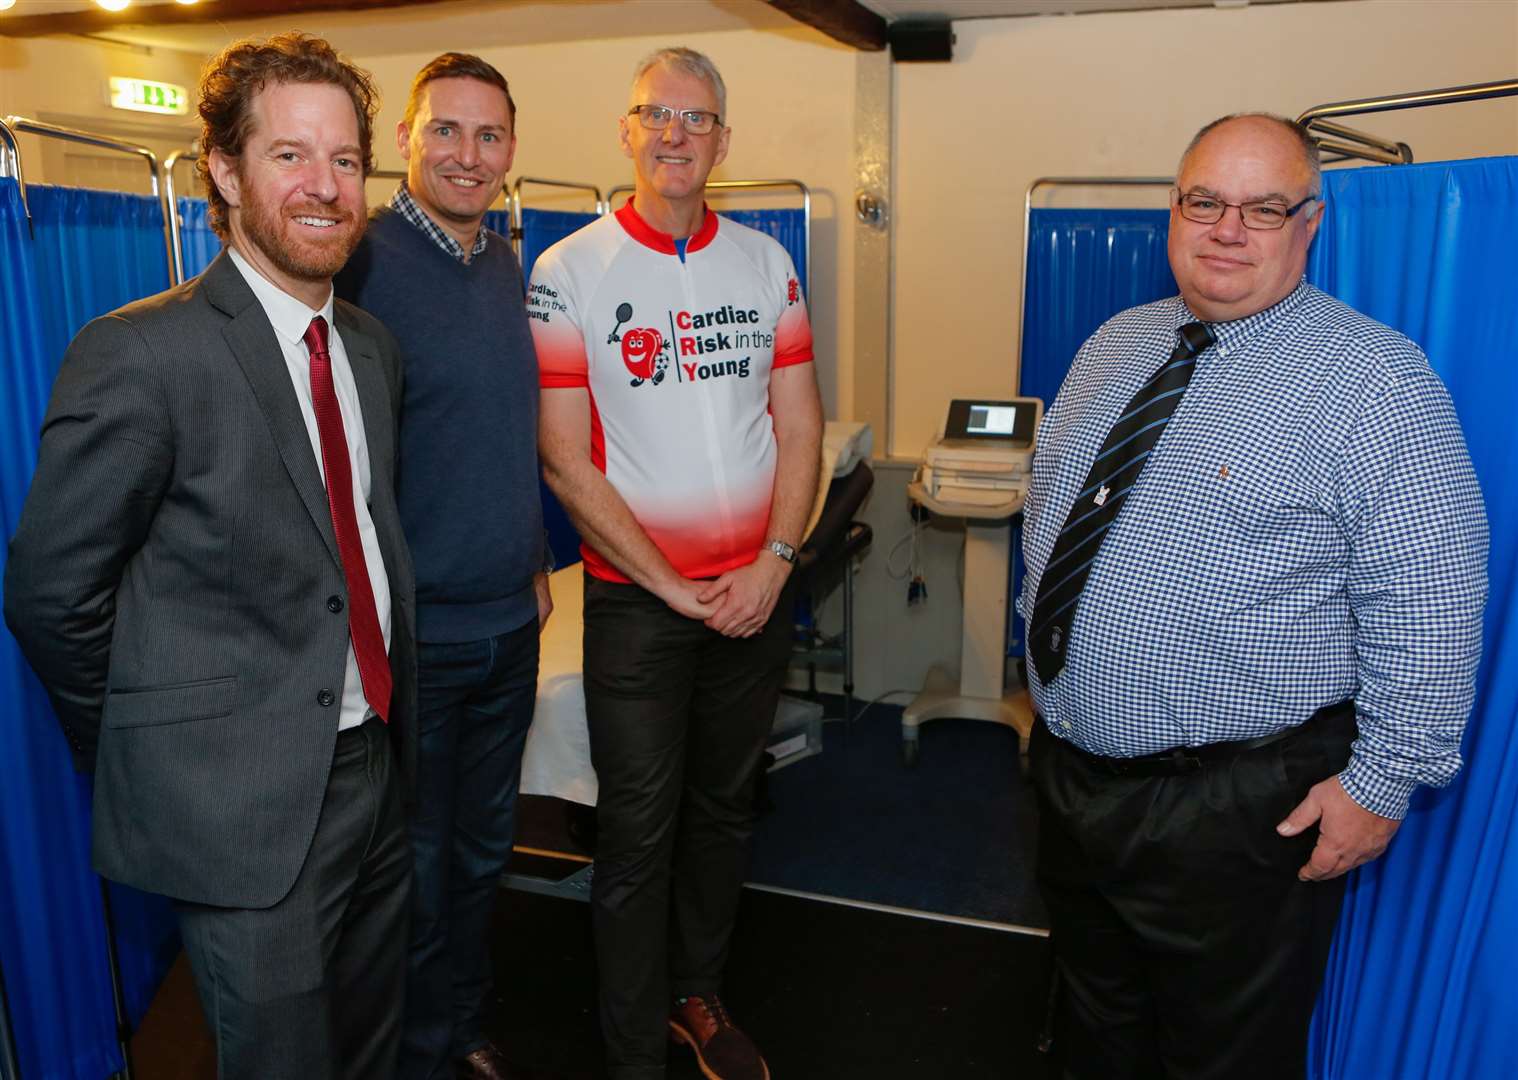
[1178,278,1312,363]
[390,179,489,263]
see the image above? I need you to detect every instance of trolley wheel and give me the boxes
[902,738,920,768]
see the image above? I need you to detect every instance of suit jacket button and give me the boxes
[327,595,344,613]
[317,689,336,707]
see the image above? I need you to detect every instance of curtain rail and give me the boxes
[605,178,812,304]
[1297,79,1518,165]
[3,115,174,285]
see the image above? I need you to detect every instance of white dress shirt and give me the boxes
[229,247,393,731]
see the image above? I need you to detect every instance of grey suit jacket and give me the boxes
[3,251,417,909]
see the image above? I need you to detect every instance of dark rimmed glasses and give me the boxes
[628,104,722,136]
[1174,190,1319,230]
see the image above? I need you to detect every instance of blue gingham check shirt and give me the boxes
[1020,281,1488,819]
[390,180,489,262]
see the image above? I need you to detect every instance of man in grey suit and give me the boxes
[4,33,416,1080]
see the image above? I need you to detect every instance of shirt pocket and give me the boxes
[104,676,238,729]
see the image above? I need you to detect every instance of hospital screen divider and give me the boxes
[1,177,180,1080]
[1304,154,1518,1080]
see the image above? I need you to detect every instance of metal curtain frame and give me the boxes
[3,115,173,284]
[1297,77,1518,165]
[0,117,25,217]
[163,148,200,284]
[604,178,812,299]
[509,176,605,260]
[1016,177,1174,375]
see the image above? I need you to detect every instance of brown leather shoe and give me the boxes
[455,1041,524,1080]
[668,994,770,1080]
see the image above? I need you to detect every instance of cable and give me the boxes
[846,688,918,726]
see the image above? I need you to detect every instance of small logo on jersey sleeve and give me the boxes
[786,277,799,306]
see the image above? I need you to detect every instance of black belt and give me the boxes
[1048,700,1354,778]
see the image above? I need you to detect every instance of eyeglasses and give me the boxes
[1174,190,1319,230]
[627,104,722,136]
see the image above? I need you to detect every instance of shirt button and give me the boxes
[327,595,344,613]
[1061,721,1072,730]
[317,689,336,707]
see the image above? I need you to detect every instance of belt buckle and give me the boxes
[1171,750,1203,774]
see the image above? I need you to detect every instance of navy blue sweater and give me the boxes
[337,207,543,643]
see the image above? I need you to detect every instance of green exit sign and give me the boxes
[109,77,189,116]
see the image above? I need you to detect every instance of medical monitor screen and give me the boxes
[945,398,1040,445]
[967,405,1016,435]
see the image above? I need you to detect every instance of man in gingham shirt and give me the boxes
[1020,114,1487,1079]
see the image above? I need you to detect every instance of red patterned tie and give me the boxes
[303,315,391,722]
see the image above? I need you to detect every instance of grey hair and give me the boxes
[631,46,727,122]
[1178,112,1322,198]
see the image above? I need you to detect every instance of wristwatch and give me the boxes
[764,538,798,565]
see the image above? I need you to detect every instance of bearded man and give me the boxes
[4,32,417,1080]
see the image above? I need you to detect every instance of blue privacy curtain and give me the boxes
[26,185,172,365]
[1,179,180,1079]
[177,195,222,279]
[719,207,808,299]
[1018,207,1176,410]
[513,207,597,282]
[1305,157,1518,1080]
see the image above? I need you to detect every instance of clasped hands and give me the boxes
[660,554,791,638]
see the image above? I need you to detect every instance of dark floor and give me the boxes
[133,884,1056,1080]
[131,698,1055,1077]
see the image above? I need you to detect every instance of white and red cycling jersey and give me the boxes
[528,199,814,583]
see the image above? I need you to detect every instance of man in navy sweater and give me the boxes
[336,53,551,1080]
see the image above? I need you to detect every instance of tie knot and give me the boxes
[303,315,330,357]
[1176,321,1216,359]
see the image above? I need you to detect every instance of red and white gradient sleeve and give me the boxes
[773,254,814,369]
[527,264,589,388]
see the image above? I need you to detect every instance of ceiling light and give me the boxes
[174,0,199,5]
[0,0,17,13]
[95,0,132,12]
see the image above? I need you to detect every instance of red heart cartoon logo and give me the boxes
[621,328,664,380]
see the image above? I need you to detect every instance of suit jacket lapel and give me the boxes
[201,252,341,567]
[336,307,393,489]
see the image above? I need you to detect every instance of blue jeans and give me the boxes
[399,618,540,1080]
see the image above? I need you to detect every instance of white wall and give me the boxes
[0,35,204,194]
[889,0,1518,457]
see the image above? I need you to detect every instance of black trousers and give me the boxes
[177,717,411,1080]
[1030,706,1357,1080]
[582,575,792,1079]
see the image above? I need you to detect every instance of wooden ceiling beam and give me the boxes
[762,0,888,51]
[0,0,462,39]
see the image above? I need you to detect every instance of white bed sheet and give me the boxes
[522,561,598,806]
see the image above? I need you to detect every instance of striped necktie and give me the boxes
[1028,321,1215,685]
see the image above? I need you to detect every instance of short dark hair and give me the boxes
[1179,113,1322,196]
[402,53,516,130]
[197,32,379,240]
